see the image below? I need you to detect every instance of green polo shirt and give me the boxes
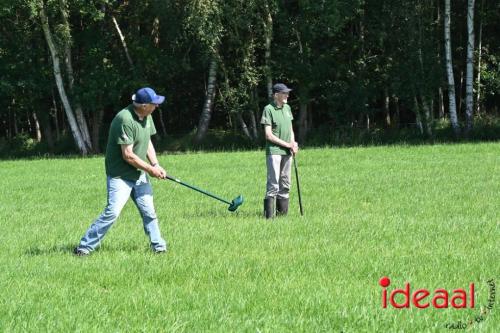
[260,102,294,155]
[105,105,157,181]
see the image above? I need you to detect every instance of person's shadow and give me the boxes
[24,243,143,256]
[178,210,263,219]
[24,244,75,256]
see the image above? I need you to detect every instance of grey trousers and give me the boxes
[266,154,292,199]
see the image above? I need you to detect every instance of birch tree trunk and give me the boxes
[13,106,18,136]
[263,1,273,101]
[52,89,60,140]
[195,57,217,142]
[32,112,42,142]
[436,4,445,121]
[39,3,88,155]
[458,70,464,115]
[6,107,11,139]
[410,10,433,138]
[59,0,93,151]
[414,96,423,135]
[417,38,433,137]
[438,87,445,118]
[465,0,475,134]
[111,14,135,69]
[237,112,252,140]
[421,97,433,137]
[393,96,400,129]
[152,17,160,47]
[444,0,460,136]
[475,0,484,115]
[384,88,391,127]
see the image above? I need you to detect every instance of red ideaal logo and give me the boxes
[379,277,475,309]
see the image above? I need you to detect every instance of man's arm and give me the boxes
[264,126,298,154]
[121,143,165,178]
[146,140,167,177]
[264,125,293,149]
[146,140,159,166]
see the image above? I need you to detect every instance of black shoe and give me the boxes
[73,247,89,256]
[276,198,289,216]
[264,197,275,219]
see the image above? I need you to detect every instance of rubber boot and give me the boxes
[276,198,289,216]
[263,197,275,219]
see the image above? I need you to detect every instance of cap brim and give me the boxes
[274,88,292,93]
[152,95,165,104]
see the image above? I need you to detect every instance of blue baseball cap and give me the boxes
[132,87,165,104]
[272,83,292,93]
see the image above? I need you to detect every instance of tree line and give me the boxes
[0,0,498,155]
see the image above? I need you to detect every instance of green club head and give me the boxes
[228,195,244,212]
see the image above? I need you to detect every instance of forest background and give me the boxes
[0,0,498,156]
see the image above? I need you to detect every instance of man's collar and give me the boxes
[128,105,146,121]
[271,101,284,109]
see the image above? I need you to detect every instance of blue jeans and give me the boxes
[78,174,167,253]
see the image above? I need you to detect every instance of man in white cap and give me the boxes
[74,87,168,255]
[260,83,299,219]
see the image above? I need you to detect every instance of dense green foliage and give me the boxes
[0,144,498,331]
[0,0,499,155]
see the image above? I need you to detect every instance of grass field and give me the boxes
[0,143,498,332]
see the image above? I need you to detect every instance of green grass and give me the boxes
[0,143,498,332]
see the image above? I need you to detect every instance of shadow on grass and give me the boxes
[178,209,263,219]
[24,243,145,256]
[176,209,304,220]
[24,244,76,256]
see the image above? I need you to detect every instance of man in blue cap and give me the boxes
[260,83,299,219]
[74,87,168,255]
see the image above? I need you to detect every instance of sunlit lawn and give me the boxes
[0,143,498,332]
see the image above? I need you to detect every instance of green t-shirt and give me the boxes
[105,105,157,181]
[260,102,294,155]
